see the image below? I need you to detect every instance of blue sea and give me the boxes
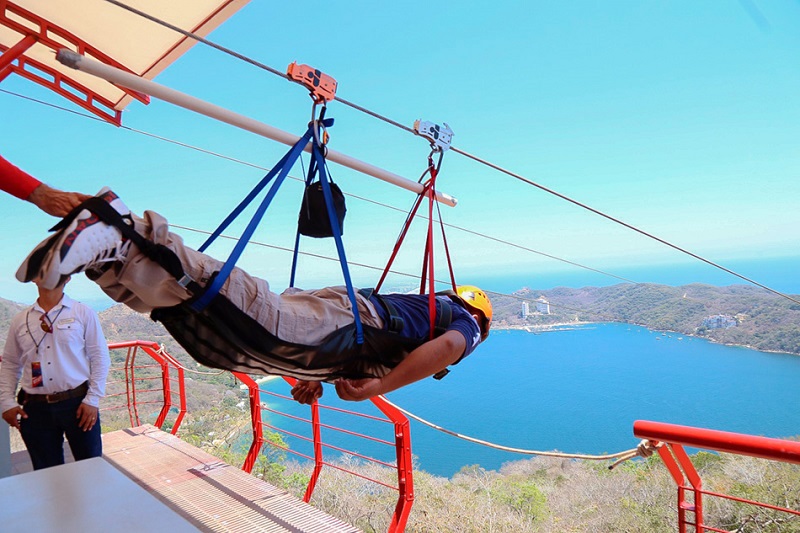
[260,321,800,478]
[254,257,800,477]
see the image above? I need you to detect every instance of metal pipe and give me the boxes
[56,49,457,207]
[634,420,800,464]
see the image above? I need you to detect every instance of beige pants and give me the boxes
[92,210,384,346]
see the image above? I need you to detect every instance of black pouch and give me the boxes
[298,181,347,238]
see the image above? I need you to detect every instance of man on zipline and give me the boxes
[13,181,492,403]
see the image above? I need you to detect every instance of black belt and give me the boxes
[19,381,89,404]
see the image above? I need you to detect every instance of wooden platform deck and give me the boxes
[10,425,360,533]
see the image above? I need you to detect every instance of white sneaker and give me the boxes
[16,187,133,289]
[95,187,130,218]
[58,188,132,276]
[15,231,65,288]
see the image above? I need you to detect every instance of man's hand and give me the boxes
[27,184,90,217]
[76,402,99,431]
[335,378,383,402]
[2,406,27,430]
[291,380,323,405]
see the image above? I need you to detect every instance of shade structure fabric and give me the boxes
[0,0,248,113]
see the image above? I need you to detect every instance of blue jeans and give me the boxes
[19,395,102,470]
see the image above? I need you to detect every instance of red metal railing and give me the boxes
[100,342,412,530]
[103,341,187,434]
[634,420,800,533]
[233,373,414,533]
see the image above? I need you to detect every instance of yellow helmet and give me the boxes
[457,285,493,338]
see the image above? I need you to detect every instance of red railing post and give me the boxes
[371,396,414,532]
[170,363,187,434]
[141,345,172,430]
[128,346,141,427]
[232,372,265,473]
[122,346,136,428]
[276,376,325,503]
[233,375,415,530]
[303,398,324,503]
[108,341,187,434]
[146,344,187,434]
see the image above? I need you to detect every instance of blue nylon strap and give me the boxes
[198,129,315,253]
[289,149,320,288]
[191,128,314,311]
[313,144,364,343]
[288,227,302,288]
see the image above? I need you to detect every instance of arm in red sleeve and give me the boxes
[0,155,41,200]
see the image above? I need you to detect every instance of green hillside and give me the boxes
[492,283,800,355]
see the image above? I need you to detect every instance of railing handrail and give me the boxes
[234,374,414,532]
[634,420,800,464]
[634,419,800,532]
[105,341,187,434]
[108,345,410,531]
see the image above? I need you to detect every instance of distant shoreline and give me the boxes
[497,321,799,357]
[499,321,591,333]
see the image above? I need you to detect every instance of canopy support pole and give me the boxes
[56,49,457,207]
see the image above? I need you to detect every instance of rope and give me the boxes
[96,0,800,305]
[379,396,657,468]
[607,440,663,470]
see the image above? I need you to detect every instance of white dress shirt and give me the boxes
[0,294,110,413]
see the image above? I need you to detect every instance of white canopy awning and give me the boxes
[0,0,248,122]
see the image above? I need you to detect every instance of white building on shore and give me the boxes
[536,296,550,315]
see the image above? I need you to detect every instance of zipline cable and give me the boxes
[98,0,800,305]
[0,88,636,286]
[446,148,800,305]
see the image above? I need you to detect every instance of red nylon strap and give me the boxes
[435,199,458,291]
[425,168,437,339]
[374,160,455,341]
[374,180,430,293]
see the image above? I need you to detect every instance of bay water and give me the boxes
[260,322,800,478]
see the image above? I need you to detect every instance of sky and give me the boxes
[1,1,800,308]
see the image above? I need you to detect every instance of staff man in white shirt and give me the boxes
[0,276,110,470]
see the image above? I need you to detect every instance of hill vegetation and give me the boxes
[492,283,800,355]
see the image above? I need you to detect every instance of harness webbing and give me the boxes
[188,118,364,343]
[374,151,457,340]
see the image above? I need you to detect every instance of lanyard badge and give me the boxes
[31,361,43,388]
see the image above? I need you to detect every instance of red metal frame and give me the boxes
[634,420,800,533]
[231,372,266,473]
[233,375,415,532]
[0,1,150,125]
[371,392,415,532]
[104,343,414,530]
[105,341,187,434]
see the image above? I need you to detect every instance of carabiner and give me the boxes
[311,102,330,149]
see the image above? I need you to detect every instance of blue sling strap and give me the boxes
[190,119,364,343]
